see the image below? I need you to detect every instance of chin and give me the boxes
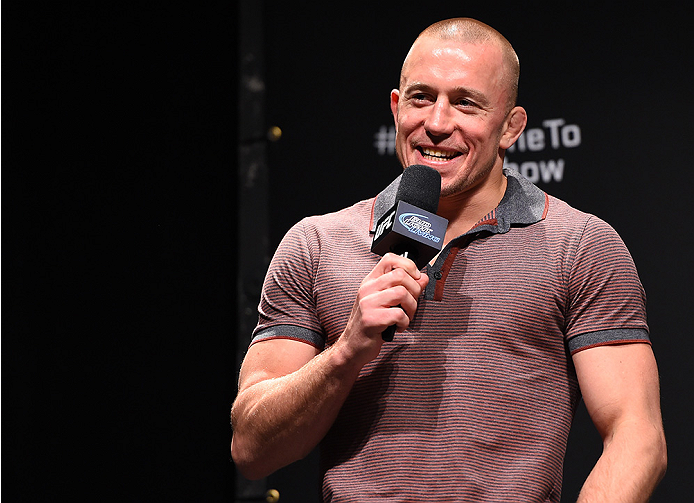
[440,170,491,198]
[439,185,465,198]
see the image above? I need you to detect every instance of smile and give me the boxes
[419,147,461,161]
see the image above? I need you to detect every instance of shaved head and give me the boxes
[400,18,520,111]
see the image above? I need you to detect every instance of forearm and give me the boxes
[577,420,667,503]
[231,343,362,479]
[231,253,428,479]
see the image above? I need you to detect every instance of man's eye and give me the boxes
[457,98,473,107]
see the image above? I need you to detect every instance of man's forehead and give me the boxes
[402,39,504,82]
[404,38,502,71]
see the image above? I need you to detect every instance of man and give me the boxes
[231,18,666,502]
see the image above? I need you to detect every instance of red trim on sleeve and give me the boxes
[570,339,652,356]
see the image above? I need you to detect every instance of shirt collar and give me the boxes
[369,168,548,235]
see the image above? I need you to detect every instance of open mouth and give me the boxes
[419,147,461,161]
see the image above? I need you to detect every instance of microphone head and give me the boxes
[396,165,441,214]
[371,164,448,268]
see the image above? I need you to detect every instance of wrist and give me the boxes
[325,333,373,379]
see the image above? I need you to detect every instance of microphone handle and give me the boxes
[382,323,397,342]
[381,250,412,342]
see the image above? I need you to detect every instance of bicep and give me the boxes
[238,338,321,393]
[573,343,662,440]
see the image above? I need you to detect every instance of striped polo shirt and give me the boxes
[251,169,649,502]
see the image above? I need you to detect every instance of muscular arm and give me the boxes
[574,343,667,502]
[230,338,359,479]
[230,254,429,479]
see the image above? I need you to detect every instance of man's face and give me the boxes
[391,37,517,198]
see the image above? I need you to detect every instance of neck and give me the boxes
[438,172,507,246]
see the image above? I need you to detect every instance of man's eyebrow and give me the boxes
[452,87,490,106]
[402,82,435,95]
[403,82,491,106]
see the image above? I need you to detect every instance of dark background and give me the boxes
[4,2,692,502]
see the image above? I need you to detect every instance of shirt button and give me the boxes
[433,271,443,280]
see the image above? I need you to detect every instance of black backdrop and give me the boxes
[4,2,693,502]
[5,3,238,501]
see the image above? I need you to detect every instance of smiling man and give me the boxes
[231,18,666,502]
[390,21,527,241]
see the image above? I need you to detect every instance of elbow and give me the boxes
[636,423,668,485]
[634,423,668,484]
[654,430,668,482]
[231,436,273,480]
[231,433,312,480]
[234,460,270,481]
[230,401,272,480]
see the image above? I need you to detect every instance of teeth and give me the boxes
[422,147,457,159]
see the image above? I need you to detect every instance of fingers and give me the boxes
[372,272,421,323]
[339,253,428,365]
[369,252,423,281]
[359,253,429,330]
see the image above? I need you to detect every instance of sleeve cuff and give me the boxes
[250,324,326,350]
[568,328,650,355]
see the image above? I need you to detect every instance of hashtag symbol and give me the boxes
[373,125,396,155]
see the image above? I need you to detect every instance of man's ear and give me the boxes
[500,106,527,150]
[390,89,400,125]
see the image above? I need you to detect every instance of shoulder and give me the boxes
[271,198,376,265]
[298,198,374,233]
[545,195,624,242]
[545,195,591,227]
[284,198,375,251]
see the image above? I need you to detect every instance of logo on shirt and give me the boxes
[399,213,442,243]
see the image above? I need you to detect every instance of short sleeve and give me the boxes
[251,219,326,349]
[565,216,650,354]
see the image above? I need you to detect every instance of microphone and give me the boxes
[371,165,448,341]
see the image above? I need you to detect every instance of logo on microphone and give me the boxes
[399,213,441,243]
[374,209,396,241]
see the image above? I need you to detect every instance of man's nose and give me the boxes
[424,99,455,136]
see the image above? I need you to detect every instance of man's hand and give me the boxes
[337,253,429,366]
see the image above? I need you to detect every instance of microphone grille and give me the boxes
[396,165,441,214]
